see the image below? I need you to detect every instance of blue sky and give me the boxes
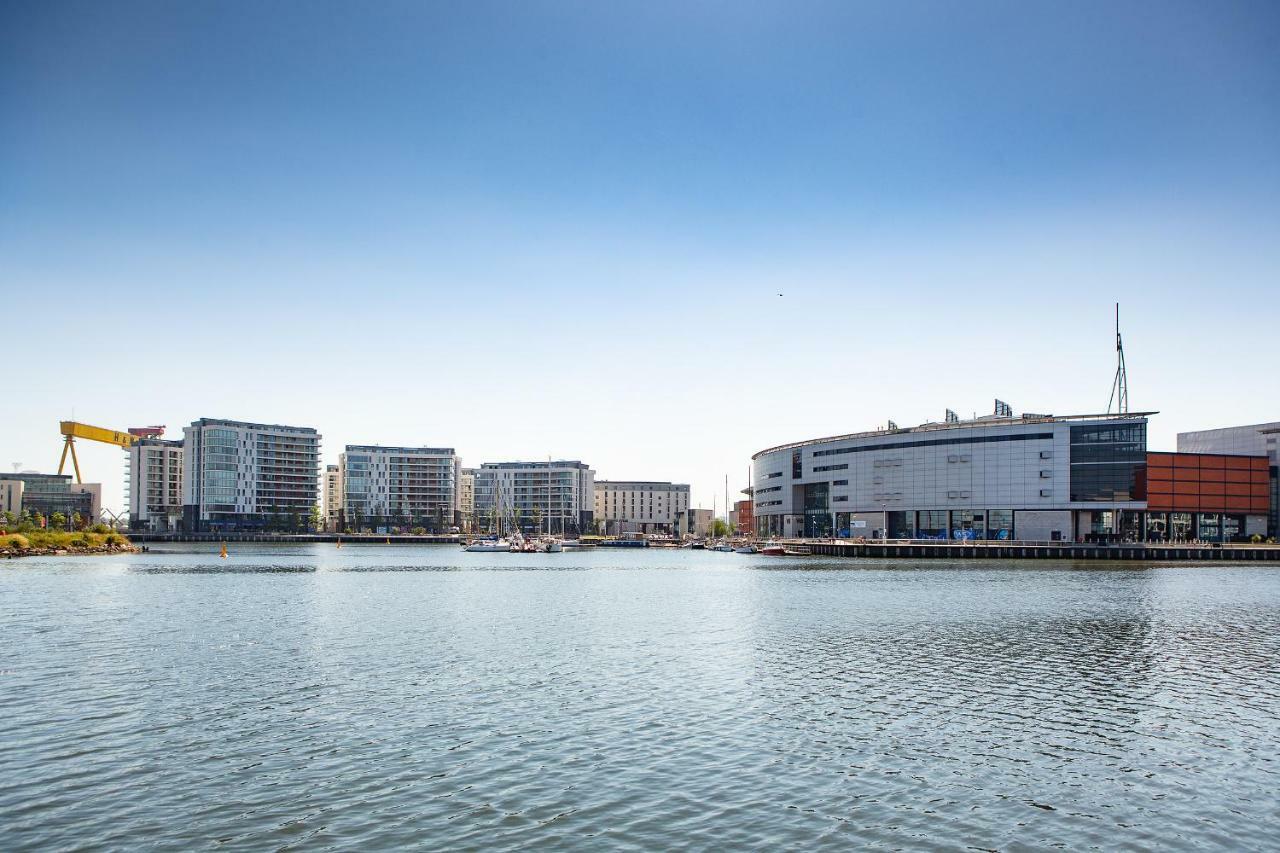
[3,1,1278,514]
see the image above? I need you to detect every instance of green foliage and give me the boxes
[1,533,30,551]
[71,512,85,530]
[90,523,111,534]
[411,527,426,536]
[69,534,90,549]
[2,511,15,526]
[104,533,123,546]
[711,519,731,538]
[50,512,67,530]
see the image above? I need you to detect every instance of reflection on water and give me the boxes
[1,546,1278,850]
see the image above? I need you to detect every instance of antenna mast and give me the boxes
[1107,302,1129,414]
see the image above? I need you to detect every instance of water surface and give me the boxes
[2,545,1278,850]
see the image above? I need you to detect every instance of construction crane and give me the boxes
[57,421,165,484]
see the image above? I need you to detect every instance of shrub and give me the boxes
[90,523,111,535]
[2,533,30,551]
[104,533,123,547]
[69,535,90,549]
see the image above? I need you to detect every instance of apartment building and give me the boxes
[475,460,595,535]
[340,445,459,532]
[459,468,476,532]
[182,418,321,532]
[322,464,343,532]
[593,480,690,535]
[128,438,184,531]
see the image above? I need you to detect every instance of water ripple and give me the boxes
[1,547,1278,850]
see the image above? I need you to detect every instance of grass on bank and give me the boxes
[1,530,130,553]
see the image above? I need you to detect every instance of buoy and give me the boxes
[336,538,342,549]
[220,542,228,559]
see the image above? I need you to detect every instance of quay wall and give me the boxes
[793,540,1280,561]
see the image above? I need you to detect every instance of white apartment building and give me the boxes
[474,461,595,535]
[127,438,184,532]
[340,445,459,532]
[459,468,476,532]
[182,418,321,532]
[322,464,343,532]
[594,480,690,535]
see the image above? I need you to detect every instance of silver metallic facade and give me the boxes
[752,413,1151,541]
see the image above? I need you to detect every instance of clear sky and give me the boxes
[3,1,1278,515]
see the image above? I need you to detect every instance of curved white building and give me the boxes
[752,410,1153,542]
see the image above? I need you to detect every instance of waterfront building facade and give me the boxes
[734,499,752,535]
[1141,451,1270,541]
[676,507,714,538]
[474,461,595,535]
[182,418,321,532]
[127,438,184,531]
[322,464,343,532]
[1178,422,1279,537]
[0,473,100,524]
[593,480,690,535]
[752,410,1155,542]
[459,468,476,532]
[340,446,459,532]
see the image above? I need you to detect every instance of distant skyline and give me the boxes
[3,1,1279,514]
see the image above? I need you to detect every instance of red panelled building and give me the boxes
[1138,452,1270,541]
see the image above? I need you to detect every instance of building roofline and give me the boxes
[344,445,456,455]
[752,411,1157,460]
[479,460,592,469]
[595,480,690,488]
[189,418,319,435]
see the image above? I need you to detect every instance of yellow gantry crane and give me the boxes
[58,421,165,483]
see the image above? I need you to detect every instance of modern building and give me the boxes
[127,438,184,531]
[0,473,100,524]
[340,445,459,532]
[459,468,476,532]
[733,498,753,535]
[593,480,690,535]
[182,418,321,532]
[752,408,1158,542]
[677,507,714,538]
[475,461,595,535]
[1179,422,1279,538]
[1140,451,1269,541]
[322,464,343,532]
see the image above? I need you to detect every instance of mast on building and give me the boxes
[1107,303,1129,414]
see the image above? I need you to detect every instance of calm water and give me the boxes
[2,546,1279,851]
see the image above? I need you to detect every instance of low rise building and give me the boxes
[182,418,321,532]
[340,445,459,532]
[593,480,690,535]
[0,473,100,525]
[127,438,184,532]
[734,498,753,535]
[475,461,595,535]
[677,507,714,538]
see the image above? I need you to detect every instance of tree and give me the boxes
[2,511,14,526]
[32,511,45,529]
[71,512,84,530]
[308,505,322,532]
[711,518,731,538]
